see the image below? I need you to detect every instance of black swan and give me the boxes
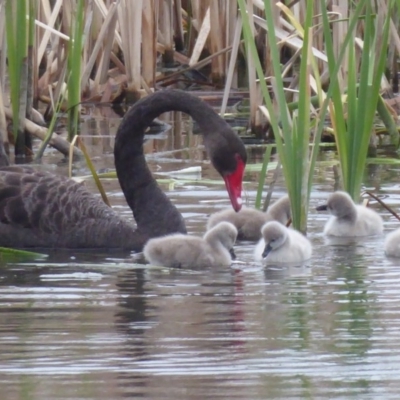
[207,195,291,241]
[0,90,247,250]
[316,191,383,237]
[254,221,312,264]
[143,221,237,268]
[385,228,400,257]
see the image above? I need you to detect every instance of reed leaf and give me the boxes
[0,247,48,261]
[323,1,393,201]
[5,0,27,141]
[254,144,272,210]
[238,0,316,232]
[34,68,68,160]
[67,0,85,141]
[70,136,111,207]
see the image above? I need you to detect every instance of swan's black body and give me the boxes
[0,90,247,251]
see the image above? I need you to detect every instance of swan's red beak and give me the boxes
[223,155,245,212]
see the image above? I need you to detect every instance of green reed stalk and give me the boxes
[0,247,48,261]
[35,69,68,160]
[238,0,315,232]
[322,1,392,202]
[5,0,27,141]
[26,0,35,116]
[239,0,375,231]
[75,137,111,207]
[255,145,272,210]
[67,0,84,141]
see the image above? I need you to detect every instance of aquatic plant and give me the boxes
[66,0,84,141]
[0,247,48,261]
[238,0,319,233]
[322,1,393,201]
[238,0,394,231]
[254,144,272,210]
[0,0,397,167]
[5,0,35,155]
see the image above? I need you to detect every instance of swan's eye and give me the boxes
[269,235,282,245]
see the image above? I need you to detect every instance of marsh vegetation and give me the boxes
[0,0,399,235]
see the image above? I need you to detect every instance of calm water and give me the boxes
[1,112,400,399]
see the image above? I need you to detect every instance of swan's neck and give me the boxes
[114,92,224,236]
[339,205,357,222]
[204,229,230,256]
[207,238,229,259]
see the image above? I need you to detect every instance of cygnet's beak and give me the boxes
[316,204,328,211]
[262,243,272,258]
[229,248,236,260]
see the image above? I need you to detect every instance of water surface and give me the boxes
[1,112,400,399]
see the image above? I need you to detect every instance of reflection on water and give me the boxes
[3,233,400,400]
[2,111,400,399]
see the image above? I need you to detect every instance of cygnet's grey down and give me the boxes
[384,229,400,257]
[254,221,312,264]
[316,191,383,237]
[207,195,291,241]
[143,222,237,268]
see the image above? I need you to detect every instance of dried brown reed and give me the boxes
[0,1,398,158]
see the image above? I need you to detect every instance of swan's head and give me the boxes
[205,221,238,258]
[261,221,288,258]
[316,191,356,219]
[221,153,246,213]
[205,130,247,212]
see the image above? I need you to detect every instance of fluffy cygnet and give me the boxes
[384,229,400,257]
[143,222,237,268]
[207,195,291,241]
[316,191,383,237]
[254,221,312,264]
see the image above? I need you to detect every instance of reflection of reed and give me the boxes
[329,260,375,357]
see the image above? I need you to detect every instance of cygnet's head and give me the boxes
[267,195,291,224]
[205,221,238,258]
[316,191,356,219]
[261,221,288,258]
